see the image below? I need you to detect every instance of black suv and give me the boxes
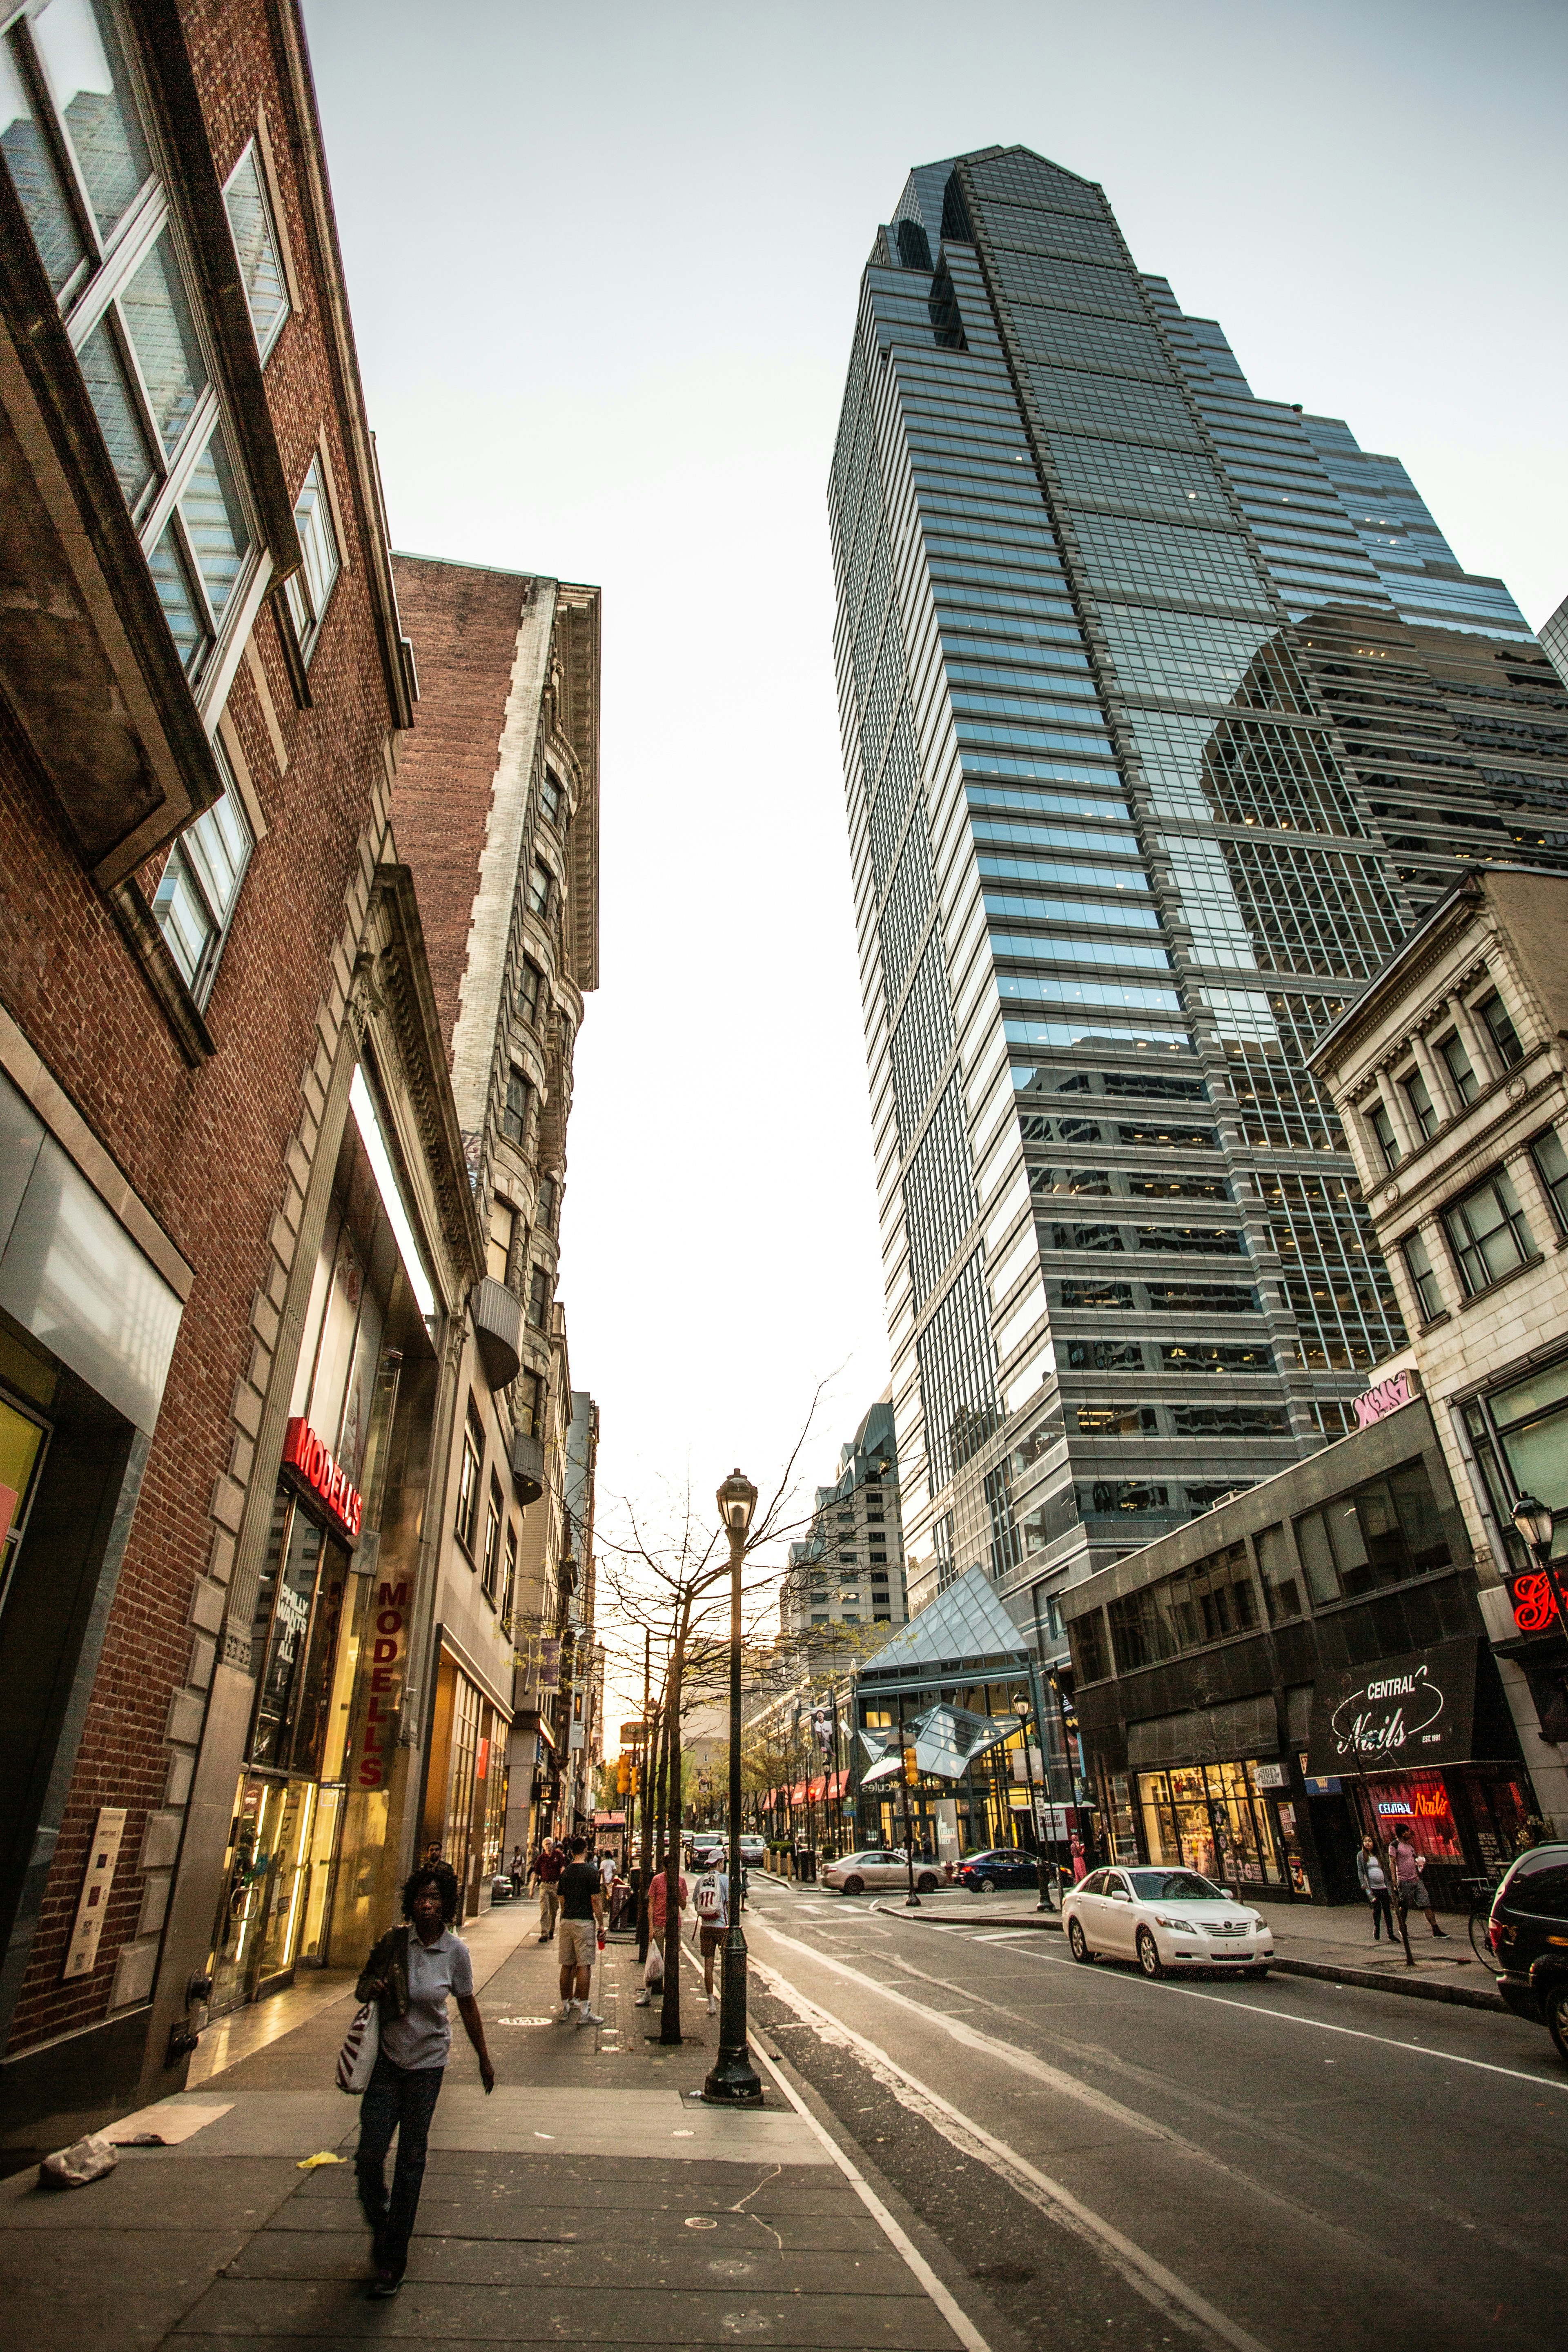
[1490,1842,1568,2065]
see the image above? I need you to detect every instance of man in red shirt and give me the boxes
[634,1853,687,2006]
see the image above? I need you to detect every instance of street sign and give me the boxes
[620,1719,648,1743]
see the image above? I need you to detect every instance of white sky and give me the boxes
[302,0,1568,1732]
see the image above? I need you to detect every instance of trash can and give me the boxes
[794,1846,817,1884]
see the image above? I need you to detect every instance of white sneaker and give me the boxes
[706,1993,718,2015]
[555,2001,572,2022]
[633,1989,650,2006]
[576,2007,604,2027]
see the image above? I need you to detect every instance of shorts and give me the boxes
[558,1916,597,1968]
[699,1922,725,1956]
[1399,1877,1431,1908]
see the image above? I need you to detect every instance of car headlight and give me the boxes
[1154,1913,1185,1929]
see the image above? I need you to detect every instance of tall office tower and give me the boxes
[781,1399,910,1640]
[829,145,1568,1637]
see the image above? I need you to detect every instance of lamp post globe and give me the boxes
[1512,1493,1556,1558]
[704,1467,762,2107]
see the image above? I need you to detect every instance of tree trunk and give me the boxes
[636,1695,661,1962]
[660,1595,693,2045]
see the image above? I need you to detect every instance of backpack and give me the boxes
[695,1871,724,1922]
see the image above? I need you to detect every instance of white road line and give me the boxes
[944,1922,1568,2096]
[674,1946,992,2352]
[969,1930,1031,1942]
[751,1948,1271,2352]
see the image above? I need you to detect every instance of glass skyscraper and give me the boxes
[829,145,1568,1641]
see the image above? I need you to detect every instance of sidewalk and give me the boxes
[0,1894,980,2350]
[852,1878,1502,2011]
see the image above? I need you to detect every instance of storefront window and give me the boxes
[0,1382,51,1624]
[248,1494,352,1775]
[1138,1760,1283,1886]
[1364,1770,1465,1864]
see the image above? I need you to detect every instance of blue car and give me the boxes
[958,1847,1044,1893]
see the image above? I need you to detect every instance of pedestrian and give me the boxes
[1357,1835,1395,1941]
[608,1868,631,1933]
[1069,1831,1087,1884]
[508,1843,524,1890]
[599,1847,616,1904]
[1390,1829,1448,1938]
[634,1850,687,2006]
[354,1861,494,2301]
[555,1834,606,2026]
[535,1837,563,1942]
[692,1858,728,2016]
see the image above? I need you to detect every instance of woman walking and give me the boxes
[354,1862,494,2299]
[1357,1835,1395,1942]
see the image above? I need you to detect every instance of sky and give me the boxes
[301,0,1568,1730]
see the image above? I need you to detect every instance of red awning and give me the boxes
[788,1781,807,1806]
[826,1768,849,1799]
[807,1775,827,1803]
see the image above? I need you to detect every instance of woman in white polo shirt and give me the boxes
[354,1862,494,2299]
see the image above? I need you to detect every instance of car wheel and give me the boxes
[1068,1918,1093,1964]
[978,1876,996,1894]
[1136,1928,1163,1980]
[916,1873,939,1893]
[1546,1984,1568,2069]
[841,1875,863,1898]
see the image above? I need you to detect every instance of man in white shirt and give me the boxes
[354,1862,494,2299]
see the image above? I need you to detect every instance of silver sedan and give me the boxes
[822,1848,942,1897]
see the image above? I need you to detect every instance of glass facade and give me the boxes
[829,145,1568,1637]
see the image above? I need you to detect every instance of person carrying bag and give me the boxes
[347,1862,494,2301]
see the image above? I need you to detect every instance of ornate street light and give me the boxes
[704,1469,762,2106]
[1012,1690,1052,1912]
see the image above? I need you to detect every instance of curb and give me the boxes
[869,1901,1508,2011]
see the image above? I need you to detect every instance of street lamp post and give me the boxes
[1011,1691,1052,1913]
[898,1700,921,1907]
[1511,1494,1568,1639]
[704,1469,763,2107]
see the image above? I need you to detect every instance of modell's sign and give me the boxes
[1307,1638,1477,1776]
[1506,1572,1561,1634]
[353,1575,409,1791]
[280,1416,363,1539]
[1353,1365,1422,1430]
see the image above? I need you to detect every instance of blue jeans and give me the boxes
[356,2052,444,2274]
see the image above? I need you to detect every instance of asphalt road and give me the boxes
[737,1875,1568,2352]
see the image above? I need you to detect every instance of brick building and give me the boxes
[0,0,422,2147]
[387,555,602,1869]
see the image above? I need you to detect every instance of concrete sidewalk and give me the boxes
[0,1896,986,2351]
[851,1876,1503,2010]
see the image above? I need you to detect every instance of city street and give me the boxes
[742,1874,1568,2352]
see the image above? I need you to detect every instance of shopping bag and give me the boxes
[335,2000,380,2094]
[644,1942,664,1989]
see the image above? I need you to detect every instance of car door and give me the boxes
[1071,1868,1107,1949]
[1100,1869,1138,1955]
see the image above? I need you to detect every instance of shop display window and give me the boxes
[1365,1771,1464,1864]
[1138,1758,1283,1886]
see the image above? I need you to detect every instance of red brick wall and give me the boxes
[389,556,531,1053]
[0,0,405,2054]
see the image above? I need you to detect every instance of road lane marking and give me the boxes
[674,1945,992,2352]
[751,1947,1271,2352]
[936,1923,1568,2096]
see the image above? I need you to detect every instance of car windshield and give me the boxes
[1126,1870,1224,1902]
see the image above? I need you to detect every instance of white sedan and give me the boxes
[822,1848,942,1896]
[1062,1866,1274,1978]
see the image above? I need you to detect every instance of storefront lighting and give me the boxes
[350,1065,437,1321]
[1511,1493,1556,1557]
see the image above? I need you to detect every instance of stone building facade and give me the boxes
[1307,866,1568,1829]
[387,555,601,1869]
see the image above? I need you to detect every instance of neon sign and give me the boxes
[1507,1572,1560,1635]
[280,1415,363,1539]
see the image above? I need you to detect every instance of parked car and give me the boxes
[1489,1842,1568,2065]
[739,1835,767,1867]
[1062,1865,1273,1978]
[958,1847,1043,1893]
[822,1848,941,1896]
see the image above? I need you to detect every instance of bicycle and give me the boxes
[1460,1873,1505,1973]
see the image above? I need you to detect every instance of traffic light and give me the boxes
[629,1764,639,1794]
[617,1756,630,1795]
[902,1746,918,1786]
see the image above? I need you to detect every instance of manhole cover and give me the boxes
[684,2216,718,2230]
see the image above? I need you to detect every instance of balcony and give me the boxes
[512,1428,545,1506]
[470,1276,523,1390]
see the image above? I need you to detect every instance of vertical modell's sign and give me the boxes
[354,1575,410,1790]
